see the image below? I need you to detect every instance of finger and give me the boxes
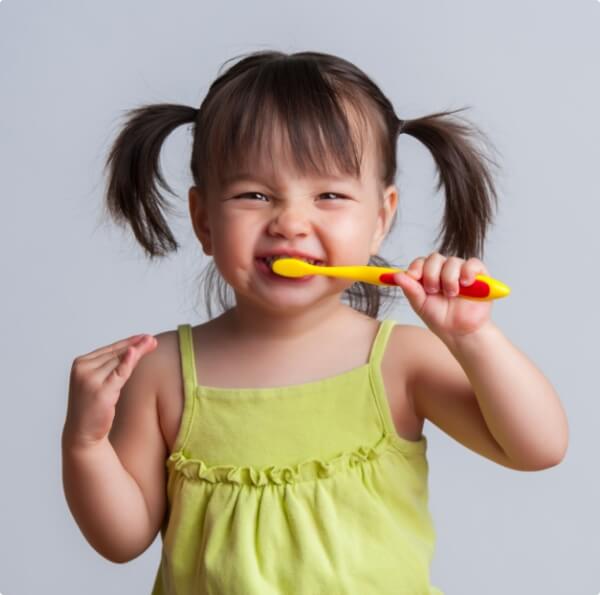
[406,257,425,280]
[78,334,153,360]
[97,337,154,387]
[422,252,446,294]
[441,257,464,297]
[95,352,130,384]
[77,335,157,376]
[460,258,488,286]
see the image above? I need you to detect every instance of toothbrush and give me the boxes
[270,258,510,301]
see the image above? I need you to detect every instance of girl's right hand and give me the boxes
[63,333,158,450]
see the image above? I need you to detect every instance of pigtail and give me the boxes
[102,103,198,259]
[399,107,500,260]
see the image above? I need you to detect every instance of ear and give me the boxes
[370,184,398,255]
[188,186,213,256]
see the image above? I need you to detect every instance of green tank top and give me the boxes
[151,319,443,594]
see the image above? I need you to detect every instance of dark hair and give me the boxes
[102,49,500,319]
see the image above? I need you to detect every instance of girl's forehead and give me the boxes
[228,132,377,186]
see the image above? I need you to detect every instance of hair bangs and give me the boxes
[204,59,375,193]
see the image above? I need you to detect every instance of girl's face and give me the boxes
[189,125,398,314]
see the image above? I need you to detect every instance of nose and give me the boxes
[267,204,312,237]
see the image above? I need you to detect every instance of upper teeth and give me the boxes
[264,255,321,265]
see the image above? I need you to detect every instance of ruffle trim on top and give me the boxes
[166,432,422,487]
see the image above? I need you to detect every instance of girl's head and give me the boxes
[103,50,500,319]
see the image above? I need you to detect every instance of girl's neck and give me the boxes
[219,301,365,346]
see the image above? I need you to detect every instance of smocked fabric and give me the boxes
[151,319,443,595]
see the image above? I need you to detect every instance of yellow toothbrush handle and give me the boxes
[271,259,510,301]
[317,264,397,283]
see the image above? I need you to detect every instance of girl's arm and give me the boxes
[61,435,158,563]
[407,322,568,471]
[61,334,167,564]
[395,254,568,471]
[444,321,569,467]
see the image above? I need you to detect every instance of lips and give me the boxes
[255,251,326,270]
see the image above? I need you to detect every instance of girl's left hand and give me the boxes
[392,252,493,342]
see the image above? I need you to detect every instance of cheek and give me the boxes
[323,222,374,262]
[327,213,373,242]
[214,212,253,240]
[210,219,263,271]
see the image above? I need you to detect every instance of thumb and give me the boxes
[393,271,426,306]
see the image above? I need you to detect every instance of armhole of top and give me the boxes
[170,324,198,454]
[368,319,398,438]
[368,319,427,455]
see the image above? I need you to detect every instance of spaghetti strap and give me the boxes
[367,319,397,437]
[368,319,427,453]
[171,324,198,455]
[368,318,396,369]
[177,323,198,389]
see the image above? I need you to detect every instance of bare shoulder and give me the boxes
[145,328,186,452]
[149,327,182,390]
[387,324,438,398]
[387,323,466,420]
[110,331,181,456]
[390,322,476,418]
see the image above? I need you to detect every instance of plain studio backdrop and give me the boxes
[1,1,598,593]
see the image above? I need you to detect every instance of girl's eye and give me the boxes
[236,192,268,200]
[234,192,347,201]
[320,192,346,200]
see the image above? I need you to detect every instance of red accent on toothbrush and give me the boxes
[379,273,490,298]
[379,273,397,285]
[458,279,490,298]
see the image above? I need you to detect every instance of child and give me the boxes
[62,50,569,594]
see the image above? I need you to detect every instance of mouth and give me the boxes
[256,255,326,269]
[254,255,325,283]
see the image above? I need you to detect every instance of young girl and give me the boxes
[62,50,569,594]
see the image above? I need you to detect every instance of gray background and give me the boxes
[1,1,598,593]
